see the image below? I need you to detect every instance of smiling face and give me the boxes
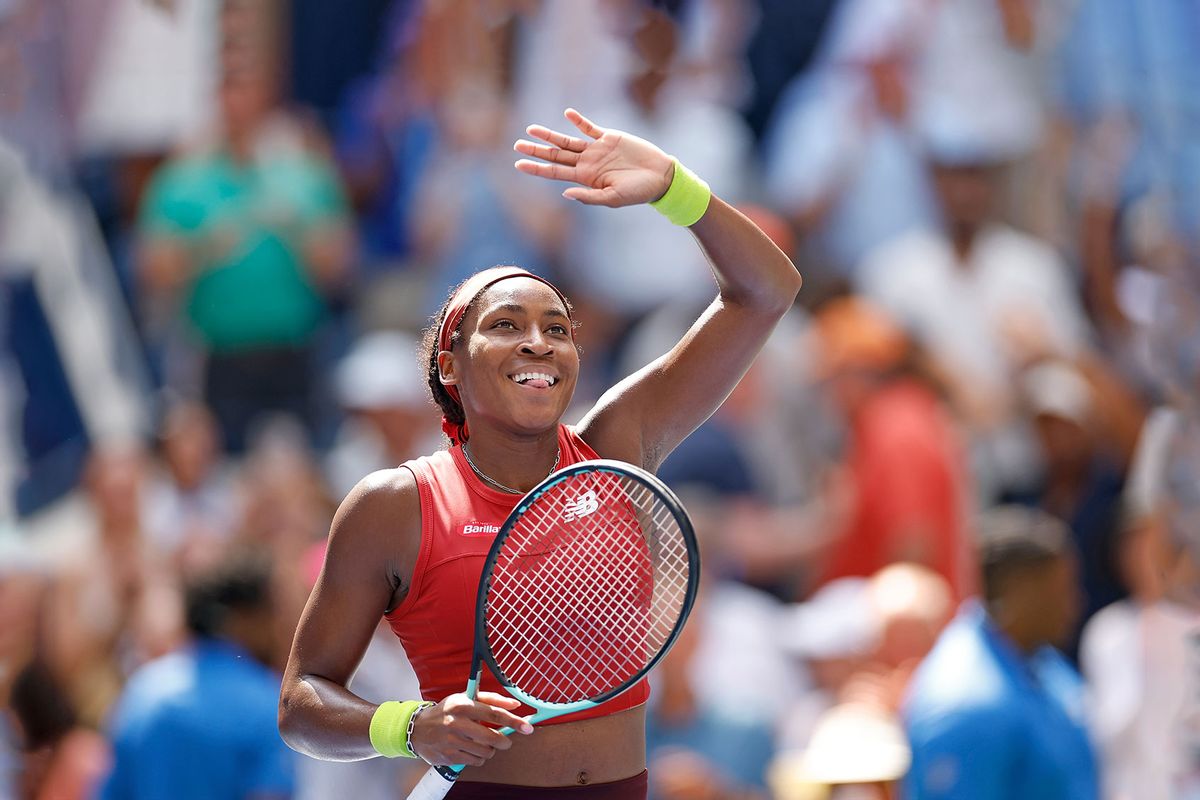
[438,278,579,438]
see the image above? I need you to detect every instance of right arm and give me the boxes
[278,469,413,760]
[277,468,531,764]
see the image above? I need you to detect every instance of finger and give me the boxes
[451,740,496,767]
[458,722,516,750]
[526,124,587,153]
[513,139,579,166]
[475,691,521,709]
[562,186,620,207]
[514,158,577,183]
[565,108,604,139]
[472,694,534,733]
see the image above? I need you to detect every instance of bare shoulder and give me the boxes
[334,466,420,529]
[326,467,422,597]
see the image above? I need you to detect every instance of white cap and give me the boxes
[781,578,880,661]
[916,85,1040,167]
[335,331,425,410]
[770,704,912,791]
[1021,361,1092,427]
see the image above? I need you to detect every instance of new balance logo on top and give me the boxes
[461,522,500,536]
[562,490,600,522]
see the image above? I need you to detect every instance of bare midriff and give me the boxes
[458,705,646,787]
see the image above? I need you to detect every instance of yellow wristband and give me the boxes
[369,700,429,759]
[650,158,711,227]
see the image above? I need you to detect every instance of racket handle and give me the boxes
[406,765,460,800]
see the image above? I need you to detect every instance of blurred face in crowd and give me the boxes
[827,367,883,420]
[1037,554,1083,647]
[218,62,278,139]
[441,79,507,151]
[217,0,279,137]
[626,8,676,113]
[1163,498,1200,608]
[241,440,332,547]
[813,298,909,420]
[867,56,909,121]
[931,162,999,235]
[1118,515,1169,602]
[161,403,221,492]
[870,564,953,669]
[996,553,1082,650]
[226,596,280,667]
[85,446,146,535]
[361,405,433,461]
[1033,413,1093,477]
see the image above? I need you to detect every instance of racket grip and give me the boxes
[406,765,460,800]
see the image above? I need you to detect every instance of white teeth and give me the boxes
[512,372,557,385]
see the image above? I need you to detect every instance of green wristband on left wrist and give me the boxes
[369,700,433,759]
[650,157,711,227]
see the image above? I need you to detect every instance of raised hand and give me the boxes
[514,108,675,208]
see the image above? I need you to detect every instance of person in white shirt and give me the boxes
[1080,411,1200,800]
[856,108,1091,498]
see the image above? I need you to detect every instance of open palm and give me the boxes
[514,108,676,208]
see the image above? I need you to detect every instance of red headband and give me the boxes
[436,267,572,444]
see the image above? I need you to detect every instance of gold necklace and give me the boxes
[462,444,560,494]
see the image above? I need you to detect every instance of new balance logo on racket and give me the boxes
[562,490,600,522]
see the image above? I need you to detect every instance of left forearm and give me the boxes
[688,197,802,314]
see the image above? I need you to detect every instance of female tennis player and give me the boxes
[278,108,801,798]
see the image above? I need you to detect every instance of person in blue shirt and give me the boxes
[99,552,294,800]
[902,505,1099,800]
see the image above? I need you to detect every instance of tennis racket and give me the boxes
[405,459,699,799]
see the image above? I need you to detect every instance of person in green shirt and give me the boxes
[138,27,353,452]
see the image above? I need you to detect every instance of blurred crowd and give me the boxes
[1,0,1199,798]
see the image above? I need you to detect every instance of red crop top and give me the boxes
[384,425,650,724]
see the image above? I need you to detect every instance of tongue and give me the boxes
[526,378,551,389]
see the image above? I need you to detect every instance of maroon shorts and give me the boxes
[448,771,648,800]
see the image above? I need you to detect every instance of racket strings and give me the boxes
[490,523,649,695]
[485,473,691,704]
[489,478,655,697]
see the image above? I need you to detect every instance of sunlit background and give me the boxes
[1,0,1198,798]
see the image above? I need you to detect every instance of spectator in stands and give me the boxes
[136,0,353,452]
[771,702,910,800]
[43,442,182,729]
[98,550,294,799]
[903,505,1099,800]
[1011,360,1128,657]
[10,659,110,800]
[1080,413,1200,799]
[809,296,975,601]
[145,399,241,566]
[237,423,338,666]
[645,590,776,800]
[778,564,952,759]
[857,108,1091,499]
[0,548,52,798]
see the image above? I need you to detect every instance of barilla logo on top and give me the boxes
[461,522,501,536]
[562,490,600,522]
